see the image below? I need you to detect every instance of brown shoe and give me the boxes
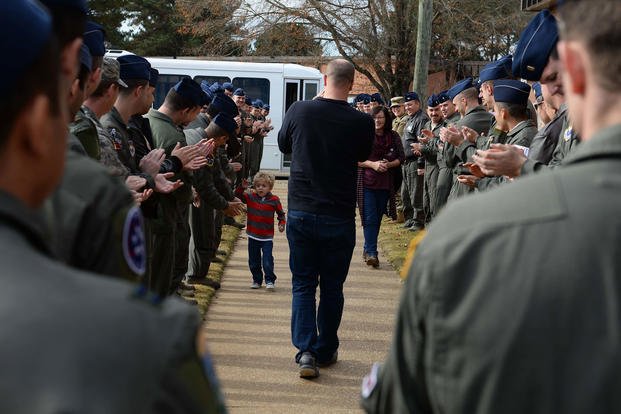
[366,255,379,268]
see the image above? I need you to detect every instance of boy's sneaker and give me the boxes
[250,282,261,289]
[266,282,275,291]
[298,352,319,379]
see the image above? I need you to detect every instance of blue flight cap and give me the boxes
[173,78,207,107]
[39,0,88,14]
[447,78,474,100]
[213,113,238,135]
[252,99,264,109]
[512,10,559,81]
[83,21,105,57]
[117,55,150,81]
[222,82,234,92]
[200,80,215,102]
[370,93,384,105]
[233,88,245,97]
[437,91,450,104]
[263,104,270,111]
[427,94,440,108]
[493,80,531,107]
[1,1,53,97]
[210,94,239,117]
[244,96,252,106]
[148,68,159,87]
[532,82,543,103]
[79,43,92,72]
[478,55,513,84]
[354,93,365,103]
[209,82,225,95]
[404,91,420,102]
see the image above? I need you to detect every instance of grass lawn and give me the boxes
[377,216,423,277]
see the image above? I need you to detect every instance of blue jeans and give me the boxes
[362,188,390,257]
[286,210,356,363]
[248,238,275,284]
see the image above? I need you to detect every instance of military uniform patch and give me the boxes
[564,126,573,142]
[361,362,380,399]
[110,128,123,150]
[122,206,146,276]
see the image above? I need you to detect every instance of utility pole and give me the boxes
[413,0,433,105]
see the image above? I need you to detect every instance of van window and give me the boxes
[193,75,231,87]
[154,74,190,109]
[232,77,270,104]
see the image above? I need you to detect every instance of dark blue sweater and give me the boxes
[278,98,374,218]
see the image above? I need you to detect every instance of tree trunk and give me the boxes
[413,0,433,105]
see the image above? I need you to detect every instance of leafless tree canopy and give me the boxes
[241,0,529,97]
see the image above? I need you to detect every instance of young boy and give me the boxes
[235,172,286,290]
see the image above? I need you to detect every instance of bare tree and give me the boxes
[242,0,418,98]
[242,0,529,98]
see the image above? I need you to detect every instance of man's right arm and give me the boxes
[278,104,296,155]
[357,116,375,161]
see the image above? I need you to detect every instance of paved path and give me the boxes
[203,180,403,413]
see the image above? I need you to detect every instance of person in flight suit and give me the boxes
[0,2,226,413]
[412,94,445,222]
[441,78,494,201]
[390,96,408,137]
[146,78,207,298]
[42,0,147,280]
[83,57,131,177]
[400,91,429,231]
[362,3,621,413]
[69,20,105,160]
[473,11,580,179]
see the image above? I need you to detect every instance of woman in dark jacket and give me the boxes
[357,106,405,267]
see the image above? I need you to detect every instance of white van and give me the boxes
[106,50,324,171]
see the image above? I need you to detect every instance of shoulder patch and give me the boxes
[361,362,381,399]
[564,126,573,142]
[123,206,146,276]
[400,230,427,281]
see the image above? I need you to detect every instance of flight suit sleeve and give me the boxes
[151,303,227,414]
[361,252,434,414]
[193,167,229,211]
[66,172,145,280]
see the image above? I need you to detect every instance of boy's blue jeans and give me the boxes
[248,238,276,285]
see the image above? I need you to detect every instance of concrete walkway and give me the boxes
[203,180,403,413]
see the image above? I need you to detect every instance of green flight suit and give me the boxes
[45,148,144,280]
[475,119,538,192]
[82,105,130,178]
[146,108,193,296]
[1,191,225,413]
[420,119,444,221]
[434,112,461,213]
[69,106,101,160]
[447,106,494,201]
[521,108,580,175]
[248,114,266,180]
[361,124,621,414]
